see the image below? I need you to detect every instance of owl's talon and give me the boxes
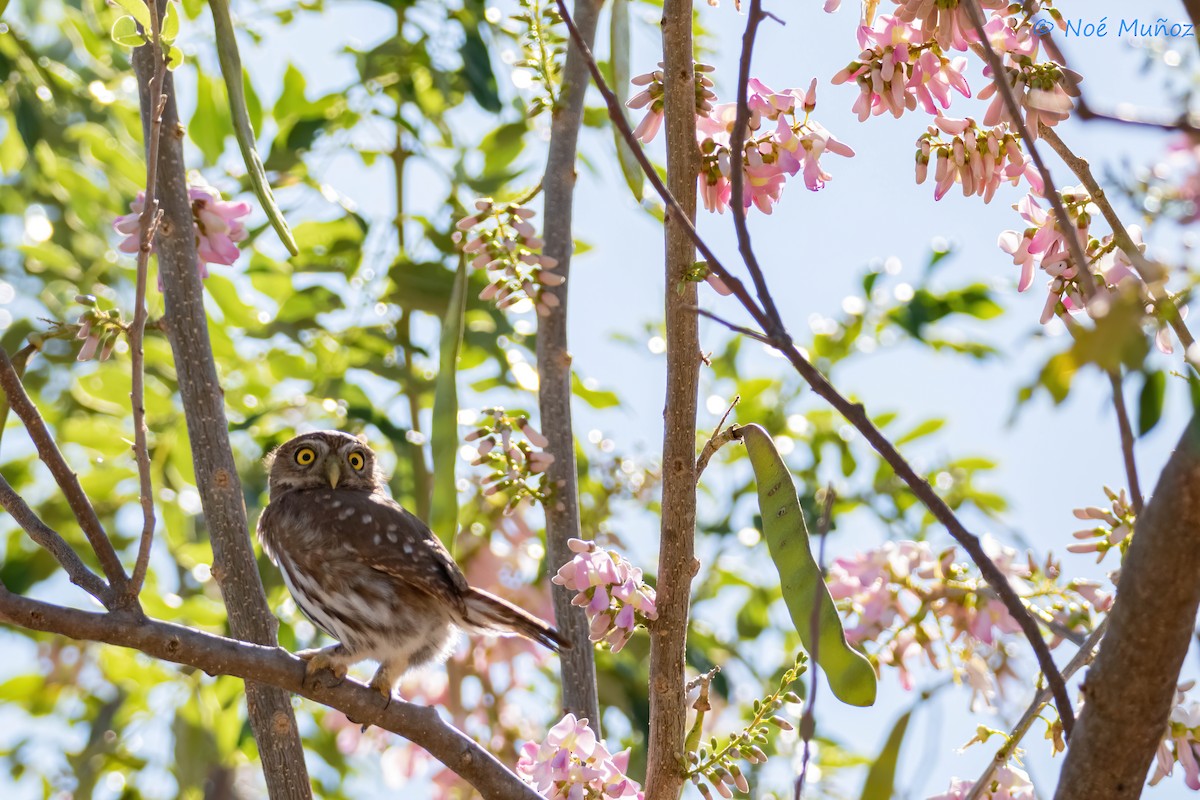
[297,646,349,689]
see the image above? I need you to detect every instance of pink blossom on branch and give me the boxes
[516,713,644,800]
[890,0,1008,51]
[552,538,657,652]
[978,58,1082,140]
[916,116,1042,202]
[114,180,251,279]
[927,764,1035,800]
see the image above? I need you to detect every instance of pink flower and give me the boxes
[978,61,1081,140]
[113,181,251,280]
[890,0,1006,51]
[627,64,714,144]
[928,765,1034,800]
[918,119,1041,204]
[553,539,656,652]
[517,714,644,800]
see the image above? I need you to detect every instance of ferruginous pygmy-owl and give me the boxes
[257,430,569,701]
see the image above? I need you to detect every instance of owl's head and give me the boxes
[266,431,381,496]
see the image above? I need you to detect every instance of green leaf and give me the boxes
[166,45,183,70]
[111,15,147,47]
[112,0,151,29]
[571,373,620,409]
[460,27,501,113]
[895,418,945,445]
[209,0,298,255]
[1138,370,1166,436]
[859,710,912,800]
[161,1,180,41]
[739,423,877,707]
[608,0,644,202]
[189,71,229,165]
[430,257,468,546]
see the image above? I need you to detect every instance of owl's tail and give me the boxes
[462,588,572,652]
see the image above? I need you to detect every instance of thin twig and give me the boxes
[0,473,111,604]
[728,0,785,334]
[691,306,772,343]
[795,486,835,799]
[696,397,740,480]
[962,0,1094,299]
[964,616,1108,800]
[0,349,129,601]
[127,0,169,601]
[0,342,36,456]
[1107,370,1144,516]
[555,0,1076,738]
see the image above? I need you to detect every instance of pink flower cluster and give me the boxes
[516,713,644,800]
[928,764,1035,800]
[114,181,251,278]
[552,538,657,652]
[916,116,1042,202]
[454,200,565,316]
[978,58,1081,140]
[1067,488,1135,564]
[891,0,1007,51]
[629,68,854,213]
[832,16,971,121]
[1151,683,1200,790]
[828,537,1105,690]
[466,408,556,509]
[997,189,1097,323]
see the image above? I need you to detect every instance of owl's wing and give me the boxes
[337,491,471,606]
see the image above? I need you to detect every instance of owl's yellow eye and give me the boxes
[295,447,317,466]
[348,451,366,471]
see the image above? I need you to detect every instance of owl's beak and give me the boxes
[325,460,341,489]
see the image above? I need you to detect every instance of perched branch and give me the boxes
[130,10,311,796]
[553,0,1076,738]
[127,0,169,601]
[696,396,740,480]
[644,0,703,793]
[0,349,130,602]
[966,617,1108,800]
[1055,420,1200,800]
[0,589,541,800]
[536,0,603,726]
[0,473,111,605]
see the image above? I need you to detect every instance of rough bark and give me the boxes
[1054,419,1200,800]
[537,0,604,726]
[644,0,700,795]
[131,18,312,799]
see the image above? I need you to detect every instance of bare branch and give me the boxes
[644,0,703,791]
[127,0,169,601]
[0,349,130,602]
[130,7,311,794]
[554,0,1075,737]
[0,589,541,800]
[966,617,1108,800]
[691,307,772,343]
[0,473,111,605]
[537,0,603,727]
[1055,420,1200,799]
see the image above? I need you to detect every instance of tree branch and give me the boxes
[0,349,130,602]
[1054,420,1200,800]
[0,589,541,800]
[0,473,111,605]
[130,10,311,796]
[695,396,739,481]
[1107,370,1144,516]
[966,617,1107,800]
[553,0,1075,737]
[645,0,702,793]
[536,0,603,727]
[127,0,168,601]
